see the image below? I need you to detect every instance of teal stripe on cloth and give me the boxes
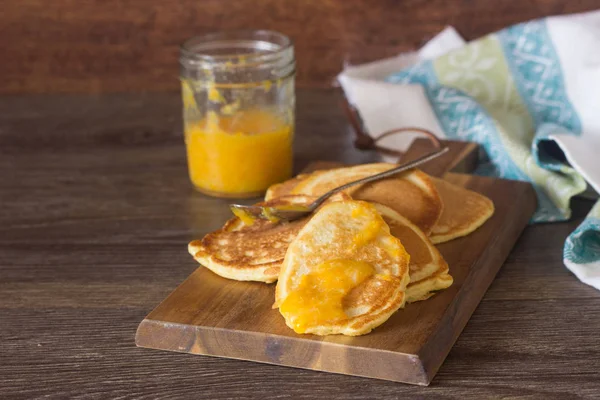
[497,20,582,136]
[564,218,600,264]
[563,200,600,289]
[497,20,586,187]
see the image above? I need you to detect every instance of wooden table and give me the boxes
[1,89,599,399]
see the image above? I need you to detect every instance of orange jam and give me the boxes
[185,109,293,197]
[350,203,385,248]
[230,207,256,226]
[279,259,376,334]
[352,217,384,248]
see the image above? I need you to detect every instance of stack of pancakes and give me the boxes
[189,163,494,336]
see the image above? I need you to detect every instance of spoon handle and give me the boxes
[311,146,450,209]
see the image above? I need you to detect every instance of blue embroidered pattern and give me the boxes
[498,20,582,135]
[564,218,600,264]
[498,20,583,177]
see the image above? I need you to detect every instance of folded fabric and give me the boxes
[338,11,600,290]
[564,202,600,287]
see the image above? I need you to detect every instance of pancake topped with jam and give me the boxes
[275,200,411,336]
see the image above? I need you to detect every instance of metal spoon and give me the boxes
[230,146,449,223]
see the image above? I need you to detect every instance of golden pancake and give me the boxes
[275,200,410,336]
[267,163,443,235]
[372,203,453,302]
[189,195,319,283]
[189,194,351,283]
[264,172,312,201]
[429,177,495,244]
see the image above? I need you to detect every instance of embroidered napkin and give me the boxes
[338,11,600,289]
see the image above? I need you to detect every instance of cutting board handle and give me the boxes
[401,139,479,177]
[341,95,479,175]
[301,139,479,176]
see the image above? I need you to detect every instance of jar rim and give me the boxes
[180,30,293,68]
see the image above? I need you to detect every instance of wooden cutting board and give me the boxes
[136,140,537,385]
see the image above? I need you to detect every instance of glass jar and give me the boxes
[180,30,295,198]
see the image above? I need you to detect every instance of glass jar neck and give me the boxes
[180,30,295,84]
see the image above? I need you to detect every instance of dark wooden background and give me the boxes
[3,0,599,93]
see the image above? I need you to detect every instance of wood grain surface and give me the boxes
[3,0,600,93]
[1,89,600,398]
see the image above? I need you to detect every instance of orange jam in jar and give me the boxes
[180,31,295,198]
